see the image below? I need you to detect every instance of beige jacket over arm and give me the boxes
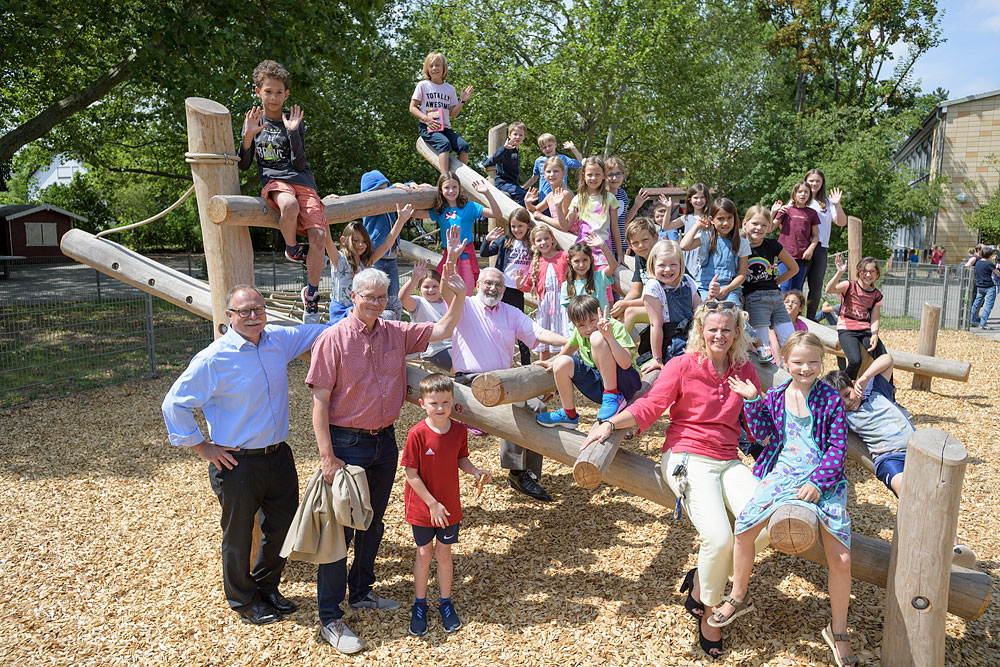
[280,465,373,564]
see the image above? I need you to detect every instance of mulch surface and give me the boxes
[1,330,997,666]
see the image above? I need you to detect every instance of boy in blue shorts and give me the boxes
[535,294,642,428]
[238,60,328,322]
[482,121,528,205]
[402,373,491,636]
[523,133,584,200]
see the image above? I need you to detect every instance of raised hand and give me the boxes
[243,106,266,139]
[459,85,474,102]
[412,259,428,282]
[443,269,467,295]
[658,193,673,208]
[485,226,504,243]
[283,105,303,131]
[525,187,539,205]
[472,179,490,195]
[596,306,612,337]
[829,187,843,205]
[583,232,604,249]
[563,140,576,151]
[770,200,783,216]
[697,216,712,231]
[835,252,846,272]
[514,269,530,290]
[396,203,414,223]
[634,188,650,208]
[550,187,567,205]
[727,376,758,400]
[445,224,466,257]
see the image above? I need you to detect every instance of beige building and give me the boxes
[892,88,1000,262]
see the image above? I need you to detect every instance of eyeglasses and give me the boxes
[227,306,266,317]
[481,280,505,289]
[703,300,739,312]
[358,293,388,304]
[606,171,625,178]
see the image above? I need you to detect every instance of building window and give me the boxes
[57,166,76,181]
[24,222,59,246]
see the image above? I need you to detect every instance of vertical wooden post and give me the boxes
[847,216,863,282]
[912,303,941,391]
[485,123,507,267]
[185,97,255,337]
[185,97,259,564]
[882,429,967,667]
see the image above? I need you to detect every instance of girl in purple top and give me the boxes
[719,332,855,667]
[773,182,820,292]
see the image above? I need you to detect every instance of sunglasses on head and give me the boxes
[702,300,739,312]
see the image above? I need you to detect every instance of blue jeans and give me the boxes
[778,259,810,292]
[373,255,400,297]
[971,286,996,327]
[317,425,398,623]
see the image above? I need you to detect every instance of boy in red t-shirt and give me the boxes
[401,373,491,636]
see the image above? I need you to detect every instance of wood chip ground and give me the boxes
[1,330,996,665]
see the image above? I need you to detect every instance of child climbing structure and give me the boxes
[59,98,990,666]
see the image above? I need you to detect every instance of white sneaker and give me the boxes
[349,591,401,610]
[320,619,364,654]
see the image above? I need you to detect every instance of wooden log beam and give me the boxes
[767,504,819,555]
[847,216,863,282]
[402,364,990,619]
[912,303,942,391]
[415,138,638,292]
[185,97,255,338]
[801,318,970,382]
[574,369,660,489]
[883,429,968,666]
[59,229,301,327]
[207,188,439,228]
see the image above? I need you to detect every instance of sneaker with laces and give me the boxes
[301,287,320,324]
[320,619,364,654]
[285,244,307,264]
[409,601,429,636]
[439,601,462,632]
[755,345,773,363]
[596,392,627,420]
[349,591,401,610]
[535,408,580,429]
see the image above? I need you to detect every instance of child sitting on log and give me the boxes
[238,60,328,322]
[724,331,856,667]
[409,51,473,174]
[482,122,528,205]
[534,294,642,429]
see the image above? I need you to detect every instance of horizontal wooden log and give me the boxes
[415,138,638,292]
[403,364,991,619]
[801,318,970,382]
[574,369,660,489]
[767,503,819,555]
[471,364,552,407]
[59,229,300,331]
[207,188,438,228]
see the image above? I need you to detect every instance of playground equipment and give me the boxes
[59,99,990,664]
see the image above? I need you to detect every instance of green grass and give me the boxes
[1,298,211,409]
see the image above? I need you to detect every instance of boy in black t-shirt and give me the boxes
[238,60,329,322]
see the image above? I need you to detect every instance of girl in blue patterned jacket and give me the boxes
[715,331,857,667]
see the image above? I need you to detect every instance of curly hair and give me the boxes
[253,60,291,90]
[684,302,751,368]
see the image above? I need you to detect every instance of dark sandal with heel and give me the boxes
[698,618,723,660]
[678,568,705,619]
[706,593,754,628]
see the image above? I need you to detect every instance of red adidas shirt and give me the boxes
[400,419,469,527]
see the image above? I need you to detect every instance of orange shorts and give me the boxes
[261,180,326,234]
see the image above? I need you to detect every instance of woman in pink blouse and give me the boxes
[583,301,768,659]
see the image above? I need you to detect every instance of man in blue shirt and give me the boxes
[162,285,326,625]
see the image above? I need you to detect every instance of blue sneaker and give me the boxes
[535,409,579,429]
[596,392,627,420]
[439,601,462,632]
[409,601,428,636]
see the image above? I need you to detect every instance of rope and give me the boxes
[95,151,239,238]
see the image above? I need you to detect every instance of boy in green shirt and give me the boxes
[535,295,642,428]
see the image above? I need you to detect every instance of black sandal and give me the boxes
[678,567,705,619]
[698,617,724,660]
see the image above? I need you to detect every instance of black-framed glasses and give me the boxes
[703,300,739,312]
[227,306,266,317]
[606,171,625,178]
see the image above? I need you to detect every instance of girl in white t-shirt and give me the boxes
[408,52,474,174]
[399,259,452,371]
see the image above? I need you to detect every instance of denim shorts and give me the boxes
[412,522,461,546]
[873,451,906,492]
[743,289,791,329]
[571,353,642,404]
[419,125,470,155]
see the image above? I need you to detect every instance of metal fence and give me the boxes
[878,261,978,330]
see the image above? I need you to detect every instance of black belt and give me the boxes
[232,442,286,456]
[331,424,392,436]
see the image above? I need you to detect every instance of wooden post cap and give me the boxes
[767,504,819,555]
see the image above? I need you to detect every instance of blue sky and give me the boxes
[906,0,1000,100]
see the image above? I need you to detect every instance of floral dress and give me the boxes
[735,406,851,548]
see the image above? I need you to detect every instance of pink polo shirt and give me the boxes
[627,352,761,461]
[452,296,544,373]
[305,313,433,429]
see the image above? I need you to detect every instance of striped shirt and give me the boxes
[615,187,629,253]
[305,313,433,429]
